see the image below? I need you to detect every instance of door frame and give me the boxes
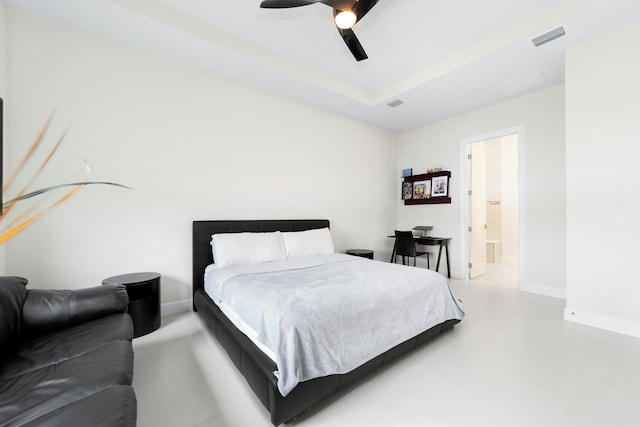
[459,126,526,285]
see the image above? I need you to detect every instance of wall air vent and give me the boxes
[531,25,567,47]
[386,98,405,108]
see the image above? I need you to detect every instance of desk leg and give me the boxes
[389,240,397,263]
[445,245,450,278]
[435,244,443,273]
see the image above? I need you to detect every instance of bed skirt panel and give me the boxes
[194,289,274,412]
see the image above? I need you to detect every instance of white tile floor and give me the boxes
[133,263,640,427]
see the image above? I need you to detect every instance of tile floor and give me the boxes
[133,263,640,427]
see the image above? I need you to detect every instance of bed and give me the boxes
[192,219,464,425]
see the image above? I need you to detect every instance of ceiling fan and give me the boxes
[260,0,380,61]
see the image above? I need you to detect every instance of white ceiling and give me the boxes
[6,0,640,132]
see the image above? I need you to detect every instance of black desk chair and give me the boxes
[394,230,430,268]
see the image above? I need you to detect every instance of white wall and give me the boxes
[3,8,396,304]
[397,86,566,296]
[565,18,640,336]
[500,135,519,262]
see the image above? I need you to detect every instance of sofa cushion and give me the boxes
[0,340,134,425]
[0,277,28,362]
[21,284,129,337]
[0,313,133,379]
[19,385,137,427]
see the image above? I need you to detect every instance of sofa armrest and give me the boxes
[21,284,129,336]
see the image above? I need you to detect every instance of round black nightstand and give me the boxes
[102,272,161,338]
[346,249,374,260]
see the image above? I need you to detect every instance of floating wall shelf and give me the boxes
[402,171,452,205]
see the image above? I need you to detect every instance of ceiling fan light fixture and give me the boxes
[261,0,378,61]
[335,10,357,29]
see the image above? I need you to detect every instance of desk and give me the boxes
[389,236,452,278]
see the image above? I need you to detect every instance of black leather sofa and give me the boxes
[0,276,137,426]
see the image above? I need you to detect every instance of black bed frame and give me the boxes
[192,220,459,426]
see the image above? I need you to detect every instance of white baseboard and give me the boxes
[520,282,566,299]
[449,269,463,280]
[161,299,192,316]
[564,308,640,338]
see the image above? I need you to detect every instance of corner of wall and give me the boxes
[161,299,192,317]
[521,282,566,299]
[564,308,640,338]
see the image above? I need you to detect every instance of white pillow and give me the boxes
[282,228,335,259]
[211,231,286,267]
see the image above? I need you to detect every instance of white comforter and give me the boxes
[205,253,464,397]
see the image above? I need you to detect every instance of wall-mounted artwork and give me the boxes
[402,181,413,200]
[412,180,431,199]
[431,175,448,197]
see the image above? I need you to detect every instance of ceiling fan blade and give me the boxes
[322,0,355,9]
[354,0,380,22]
[260,0,353,9]
[260,0,321,8]
[338,28,368,61]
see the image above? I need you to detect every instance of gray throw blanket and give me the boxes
[205,254,464,396]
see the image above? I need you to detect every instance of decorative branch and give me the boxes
[1,113,130,244]
[3,182,131,207]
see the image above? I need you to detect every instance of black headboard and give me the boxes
[192,219,330,308]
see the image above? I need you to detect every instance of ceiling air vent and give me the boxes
[498,70,547,95]
[386,98,405,108]
[531,25,567,47]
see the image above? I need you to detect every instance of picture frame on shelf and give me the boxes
[402,168,413,177]
[402,181,413,200]
[412,180,431,199]
[431,176,448,197]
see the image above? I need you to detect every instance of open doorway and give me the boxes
[459,127,525,288]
